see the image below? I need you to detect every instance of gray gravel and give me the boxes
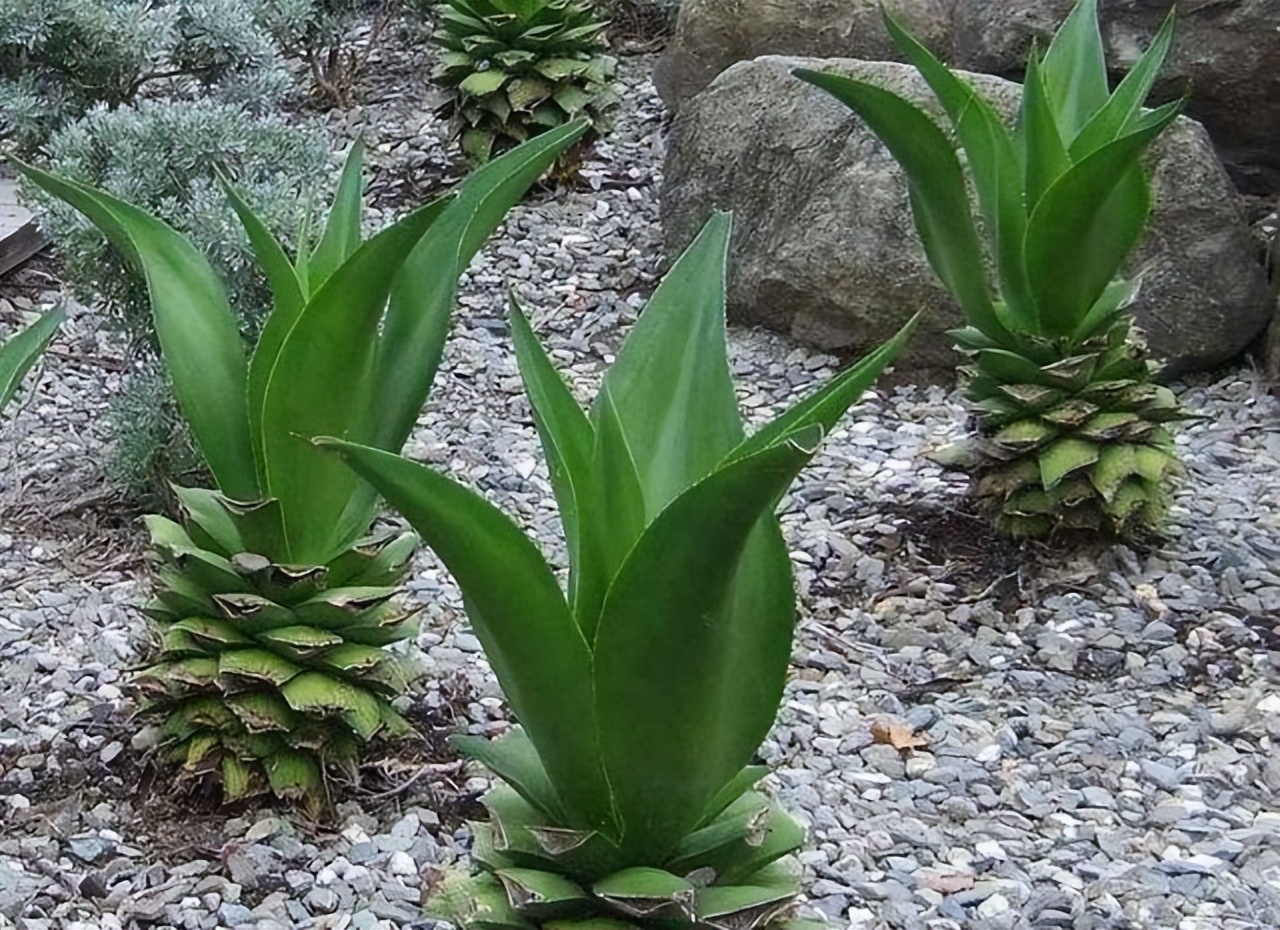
[2,37,1279,930]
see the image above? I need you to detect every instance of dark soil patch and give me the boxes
[3,672,482,876]
[885,498,1027,606]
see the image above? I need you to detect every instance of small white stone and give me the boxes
[1256,693,1280,715]
[975,840,1007,861]
[388,851,417,876]
[978,894,1010,918]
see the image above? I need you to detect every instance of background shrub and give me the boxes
[0,0,290,154]
[27,98,330,346]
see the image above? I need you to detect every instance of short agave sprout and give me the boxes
[323,214,914,929]
[432,0,618,165]
[797,0,1190,539]
[13,121,589,809]
[0,306,63,418]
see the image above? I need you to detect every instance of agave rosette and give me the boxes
[13,121,589,808]
[797,0,1190,538]
[322,214,915,928]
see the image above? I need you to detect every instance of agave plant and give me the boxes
[11,121,588,810]
[321,214,915,929]
[797,0,1190,539]
[432,0,618,165]
[0,307,63,416]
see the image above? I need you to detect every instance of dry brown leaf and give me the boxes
[913,868,975,895]
[871,719,929,752]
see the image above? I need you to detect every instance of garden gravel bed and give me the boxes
[2,51,1279,930]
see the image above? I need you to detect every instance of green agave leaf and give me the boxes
[1041,0,1109,141]
[259,197,451,564]
[289,586,397,629]
[309,139,367,291]
[346,122,590,552]
[221,755,259,802]
[1024,102,1181,338]
[227,691,299,732]
[172,487,244,555]
[221,179,305,488]
[575,385,645,639]
[280,670,383,740]
[698,765,770,827]
[592,868,696,922]
[484,784,622,878]
[668,791,772,873]
[728,317,916,464]
[264,750,323,802]
[882,10,1034,326]
[1039,436,1101,490]
[1090,443,1136,502]
[1020,50,1072,215]
[1070,10,1176,159]
[494,868,588,921]
[325,529,418,587]
[595,212,742,516]
[218,648,302,687]
[452,727,568,823]
[171,616,253,648]
[593,425,822,862]
[462,70,513,96]
[317,438,613,834]
[216,495,288,559]
[12,162,258,500]
[462,874,536,930]
[258,611,336,649]
[0,305,63,413]
[695,879,797,930]
[509,299,595,614]
[793,70,1008,343]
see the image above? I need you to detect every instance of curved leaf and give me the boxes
[315,438,614,833]
[593,426,821,862]
[259,198,450,563]
[793,71,1007,343]
[0,305,63,412]
[13,161,258,498]
[1024,107,1180,337]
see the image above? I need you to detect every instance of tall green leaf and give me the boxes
[793,71,1009,344]
[1025,107,1180,336]
[13,162,258,499]
[729,316,917,464]
[259,199,450,563]
[0,306,64,412]
[222,180,306,486]
[594,211,743,515]
[315,439,615,834]
[1041,0,1109,141]
[593,426,821,862]
[1069,10,1176,159]
[509,299,595,611]
[1020,51,1072,216]
[307,140,367,291]
[367,120,591,459]
[882,10,1034,325]
[574,385,646,639]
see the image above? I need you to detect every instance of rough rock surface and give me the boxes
[662,56,1271,378]
[654,0,1280,192]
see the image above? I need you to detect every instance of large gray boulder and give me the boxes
[654,0,1280,192]
[661,56,1271,379]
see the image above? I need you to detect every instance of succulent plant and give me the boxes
[797,0,1190,538]
[432,0,618,165]
[322,214,915,928]
[14,121,589,809]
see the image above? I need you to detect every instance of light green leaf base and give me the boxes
[957,317,1190,539]
[137,488,422,812]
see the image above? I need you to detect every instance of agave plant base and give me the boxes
[136,489,422,811]
[428,771,816,930]
[956,319,1187,540]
